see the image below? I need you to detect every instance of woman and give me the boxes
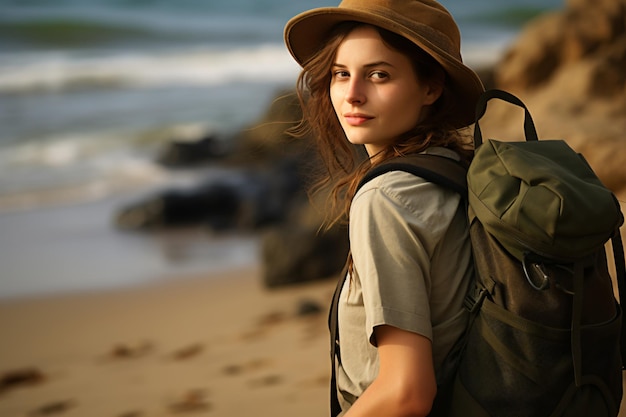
[284,1,484,416]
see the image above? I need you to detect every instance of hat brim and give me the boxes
[284,8,485,128]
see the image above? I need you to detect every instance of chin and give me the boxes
[345,135,369,146]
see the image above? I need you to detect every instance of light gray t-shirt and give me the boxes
[336,151,473,412]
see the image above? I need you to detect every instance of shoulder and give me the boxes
[353,147,463,216]
[353,170,460,218]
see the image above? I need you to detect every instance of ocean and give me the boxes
[0,0,564,298]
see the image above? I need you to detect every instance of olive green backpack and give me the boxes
[329,89,626,417]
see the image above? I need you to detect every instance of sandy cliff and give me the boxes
[485,0,626,199]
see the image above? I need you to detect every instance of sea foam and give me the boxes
[0,44,301,94]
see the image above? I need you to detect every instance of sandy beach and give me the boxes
[0,265,337,417]
[4,255,626,417]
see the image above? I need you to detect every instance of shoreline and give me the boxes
[0,192,261,301]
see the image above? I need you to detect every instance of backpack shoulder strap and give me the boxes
[329,261,347,417]
[612,229,626,368]
[356,153,468,198]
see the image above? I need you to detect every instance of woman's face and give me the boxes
[330,25,440,156]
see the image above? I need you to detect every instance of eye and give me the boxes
[370,71,389,80]
[332,69,350,79]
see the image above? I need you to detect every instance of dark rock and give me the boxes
[261,222,348,288]
[157,133,232,167]
[296,299,323,317]
[115,181,241,230]
[228,90,315,167]
[114,163,307,232]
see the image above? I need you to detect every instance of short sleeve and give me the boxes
[349,170,461,345]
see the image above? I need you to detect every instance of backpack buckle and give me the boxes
[464,285,487,314]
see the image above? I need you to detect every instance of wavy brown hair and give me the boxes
[291,22,472,228]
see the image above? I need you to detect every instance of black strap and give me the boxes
[571,259,587,386]
[329,153,468,416]
[473,89,539,148]
[357,154,468,200]
[329,263,347,417]
[612,229,626,368]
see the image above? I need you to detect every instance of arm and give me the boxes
[344,325,437,417]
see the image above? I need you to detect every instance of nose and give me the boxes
[345,77,366,105]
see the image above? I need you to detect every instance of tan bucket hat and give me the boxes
[284,0,485,128]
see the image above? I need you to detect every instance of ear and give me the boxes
[423,78,444,105]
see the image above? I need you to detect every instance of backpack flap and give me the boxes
[468,92,623,263]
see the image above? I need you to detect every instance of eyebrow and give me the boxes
[332,61,396,69]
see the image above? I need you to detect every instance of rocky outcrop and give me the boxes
[227,91,316,169]
[225,91,349,287]
[156,134,233,167]
[114,166,303,232]
[261,221,348,288]
[496,0,626,94]
[114,90,348,288]
[486,0,626,198]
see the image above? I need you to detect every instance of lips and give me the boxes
[343,113,373,126]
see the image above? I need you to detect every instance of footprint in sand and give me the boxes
[241,300,327,343]
[107,340,154,360]
[221,358,271,376]
[28,399,76,416]
[0,367,46,393]
[239,311,288,341]
[257,311,289,326]
[247,374,283,388]
[220,359,284,389]
[169,343,205,360]
[117,412,144,417]
[299,373,329,388]
[168,388,211,413]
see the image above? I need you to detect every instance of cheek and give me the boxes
[329,85,342,115]
[395,90,426,125]
[385,94,414,123]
